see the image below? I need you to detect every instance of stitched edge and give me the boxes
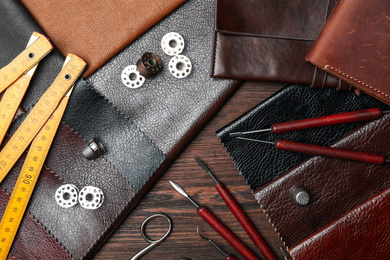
[325,65,390,99]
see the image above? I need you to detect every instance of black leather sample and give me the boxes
[0,0,64,111]
[217,85,389,190]
[63,80,165,192]
[87,0,241,156]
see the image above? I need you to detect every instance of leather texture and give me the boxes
[0,0,64,112]
[217,84,388,191]
[20,0,187,78]
[289,185,390,259]
[254,114,390,248]
[306,0,390,105]
[87,0,241,157]
[0,188,71,260]
[212,0,348,88]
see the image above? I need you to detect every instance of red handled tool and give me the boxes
[197,226,237,260]
[229,108,390,136]
[237,137,390,165]
[195,157,277,260]
[169,181,260,260]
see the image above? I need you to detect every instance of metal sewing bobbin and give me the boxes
[137,52,163,78]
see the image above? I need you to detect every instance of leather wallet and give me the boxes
[254,113,390,247]
[20,0,187,77]
[216,84,388,191]
[0,0,240,258]
[306,0,390,105]
[289,185,390,259]
[211,0,350,89]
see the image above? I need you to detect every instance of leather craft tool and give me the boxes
[194,157,277,260]
[0,54,86,258]
[0,32,53,146]
[169,181,260,260]
[237,137,390,165]
[130,214,172,260]
[229,108,390,136]
[197,226,237,260]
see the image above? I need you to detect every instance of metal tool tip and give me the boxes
[194,157,219,184]
[229,132,243,137]
[196,226,206,240]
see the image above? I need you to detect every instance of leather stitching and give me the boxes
[325,65,390,99]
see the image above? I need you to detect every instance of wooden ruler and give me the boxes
[0,54,86,258]
[0,32,49,146]
[0,32,52,94]
[0,54,86,182]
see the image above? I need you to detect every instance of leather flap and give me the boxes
[215,0,335,41]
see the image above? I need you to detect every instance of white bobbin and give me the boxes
[78,186,104,210]
[161,32,185,56]
[55,184,79,208]
[169,55,192,79]
[121,65,145,89]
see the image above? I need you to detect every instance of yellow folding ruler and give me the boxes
[0,53,86,258]
[0,32,53,146]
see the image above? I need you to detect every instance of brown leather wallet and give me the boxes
[254,114,390,247]
[211,0,349,89]
[306,0,390,104]
[20,0,186,77]
[289,185,390,259]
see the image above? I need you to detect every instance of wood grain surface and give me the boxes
[94,82,286,260]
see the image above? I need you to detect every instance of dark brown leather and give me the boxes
[20,0,187,77]
[254,114,390,247]
[306,0,390,105]
[1,123,135,259]
[0,188,71,260]
[212,0,344,87]
[289,186,390,259]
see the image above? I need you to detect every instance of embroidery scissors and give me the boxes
[130,213,172,260]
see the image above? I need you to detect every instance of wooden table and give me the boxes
[94,82,286,260]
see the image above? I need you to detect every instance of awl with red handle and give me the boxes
[195,157,277,260]
[229,108,390,136]
[169,181,260,260]
[237,137,390,165]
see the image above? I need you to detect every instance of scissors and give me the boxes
[130,213,172,260]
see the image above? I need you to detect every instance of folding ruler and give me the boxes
[0,33,86,258]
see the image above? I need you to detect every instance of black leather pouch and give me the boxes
[216,84,388,190]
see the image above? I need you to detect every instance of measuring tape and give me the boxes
[0,54,86,258]
[0,32,51,146]
[0,32,52,94]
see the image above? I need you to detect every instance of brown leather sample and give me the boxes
[306,0,390,104]
[254,114,390,247]
[212,0,348,89]
[289,186,390,259]
[0,189,71,260]
[1,123,135,259]
[20,0,187,77]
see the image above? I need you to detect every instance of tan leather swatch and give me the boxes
[21,0,186,77]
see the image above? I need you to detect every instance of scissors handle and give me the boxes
[129,214,172,260]
[130,241,160,260]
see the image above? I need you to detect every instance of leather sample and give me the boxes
[87,0,241,157]
[254,114,390,247]
[0,189,71,260]
[217,84,388,191]
[20,0,187,77]
[212,0,348,89]
[306,0,390,104]
[289,186,390,259]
